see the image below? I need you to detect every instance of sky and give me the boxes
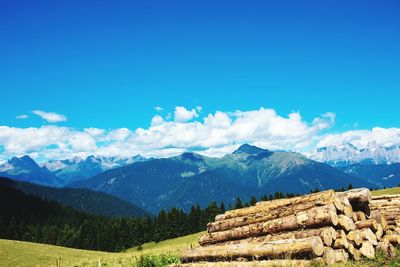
[0,1,399,162]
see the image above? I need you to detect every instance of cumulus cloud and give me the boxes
[174,106,199,122]
[16,114,29,119]
[32,110,67,123]
[317,127,400,149]
[0,106,349,161]
[154,106,163,112]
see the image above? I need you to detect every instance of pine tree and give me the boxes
[234,197,243,209]
[249,196,257,206]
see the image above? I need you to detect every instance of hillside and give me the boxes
[0,177,150,217]
[0,233,202,266]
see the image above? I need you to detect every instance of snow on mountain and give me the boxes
[308,142,400,166]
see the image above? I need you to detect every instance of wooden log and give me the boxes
[370,211,388,230]
[347,230,363,246]
[354,211,367,221]
[208,194,341,233]
[384,234,400,245]
[372,194,400,200]
[359,240,375,259]
[173,259,317,267]
[355,219,378,231]
[333,237,349,249]
[338,188,372,215]
[336,215,355,231]
[336,229,346,239]
[181,237,324,263]
[216,190,340,221]
[213,227,337,247]
[322,247,335,265]
[361,228,378,246]
[339,196,354,217]
[333,249,349,263]
[375,223,384,240]
[348,243,361,261]
[376,238,397,258]
[200,205,338,245]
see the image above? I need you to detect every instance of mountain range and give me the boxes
[70,144,373,213]
[0,154,146,187]
[2,143,400,214]
[309,142,400,166]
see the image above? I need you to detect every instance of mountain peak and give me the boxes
[233,144,268,155]
[9,155,39,169]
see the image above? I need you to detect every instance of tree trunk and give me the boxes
[346,230,363,246]
[348,243,361,261]
[200,205,338,246]
[212,227,336,247]
[355,219,378,231]
[361,228,377,245]
[173,259,317,267]
[332,237,349,249]
[333,249,349,263]
[338,188,371,215]
[181,237,324,263]
[216,190,340,221]
[354,211,367,221]
[336,215,355,232]
[209,195,342,233]
[384,234,400,245]
[359,241,375,259]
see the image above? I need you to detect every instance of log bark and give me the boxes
[355,219,378,231]
[384,234,400,245]
[215,190,340,221]
[354,211,367,221]
[212,227,336,247]
[370,211,388,230]
[372,194,400,200]
[375,223,384,241]
[200,205,338,246]
[208,194,342,233]
[181,237,324,263]
[338,188,372,215]
[359,240,375,259]
[173,259,316,267]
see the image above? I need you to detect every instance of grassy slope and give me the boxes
[0,232,203,267]
[371,186,400,196]
[1,187,399,267]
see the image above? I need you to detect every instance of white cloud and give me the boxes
[16,114,29,119]
[174,106,199,122]
[6,106,390,162]
[155,106,163,112]
[32,110,67,123]
[317,127,400,149]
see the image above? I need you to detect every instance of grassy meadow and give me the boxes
[1,187,399,267]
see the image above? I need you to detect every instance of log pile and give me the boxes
[174,189,400,266]
[371,194,400,243]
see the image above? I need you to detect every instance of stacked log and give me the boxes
[175,188,399,266]
[371,194,400,249]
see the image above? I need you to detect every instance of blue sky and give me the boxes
[0,1,399,161]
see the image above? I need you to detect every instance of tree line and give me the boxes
[0,184,355,252]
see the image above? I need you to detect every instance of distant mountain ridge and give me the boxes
[70,144,373,213]
[309,142,400,166]
[0,177,150,217]
[0,154,146,187]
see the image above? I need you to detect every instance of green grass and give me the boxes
[371,187,400,196]
[0,232,203,266]
[1,187,400,266]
